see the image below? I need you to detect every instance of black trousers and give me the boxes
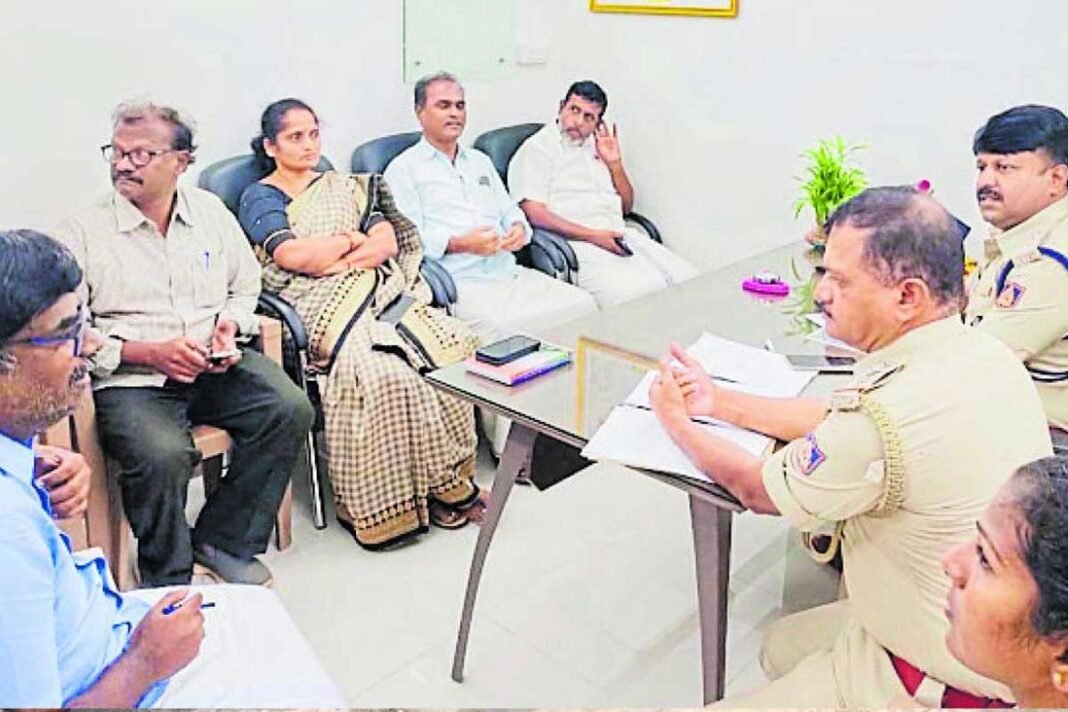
[94,350,314,586]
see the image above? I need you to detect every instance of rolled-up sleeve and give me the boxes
[0,513,63,706]
[761,409,885,531]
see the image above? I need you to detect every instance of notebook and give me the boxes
[464,347,571,386]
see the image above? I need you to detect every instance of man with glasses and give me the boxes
[965,105,1068,455]
[0,229,342,707]
[53,102,313,587]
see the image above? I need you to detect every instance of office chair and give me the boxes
[473,123,665,284]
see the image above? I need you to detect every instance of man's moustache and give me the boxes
[977,188,1000,201]
[112,173,143,185]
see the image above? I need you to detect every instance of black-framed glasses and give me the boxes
[6,305,89,356]
[100,144,177,168]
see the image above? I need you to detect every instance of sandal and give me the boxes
[429,500,470,530]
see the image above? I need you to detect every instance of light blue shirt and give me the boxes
[385,136,532,282]
[0,432,164,707]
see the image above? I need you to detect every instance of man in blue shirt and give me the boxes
[0,229,341,707]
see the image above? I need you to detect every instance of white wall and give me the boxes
[2,0,1067,269]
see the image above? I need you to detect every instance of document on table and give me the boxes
[581,333,816,483]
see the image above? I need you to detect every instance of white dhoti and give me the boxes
[128,585,344,708]
[571,229,699,309]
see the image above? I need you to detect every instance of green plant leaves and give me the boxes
[794,137,869,226]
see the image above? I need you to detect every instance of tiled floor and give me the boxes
[249,444,840,707]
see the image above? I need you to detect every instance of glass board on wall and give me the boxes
[403,0,518,83]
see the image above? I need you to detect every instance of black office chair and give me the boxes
[198,154,331,529]
[474,123,665,284]
[349,132,458,308]
[351,131,572,284]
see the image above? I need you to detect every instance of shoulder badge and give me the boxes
[790,433,827,476]
[856,361,904,392]
[996,280,1026,309]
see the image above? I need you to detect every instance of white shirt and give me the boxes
[53,186,262,390]
[385,136,531,282]
[508,122,626,233]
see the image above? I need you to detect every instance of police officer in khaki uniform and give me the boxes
[649,186,1053,707]
[965,105,1068,455]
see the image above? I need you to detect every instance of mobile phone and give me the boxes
[785,354,855,373]
[475,335,541,366]
[208,348,241,363]
[615,236,633,256]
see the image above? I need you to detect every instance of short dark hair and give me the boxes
[826,186,964,309]
[250,98,319,171]
[414,71,463,111]
[0,230,82,344]
[112,101,198,164]
[973,104,1068,168]
[563,80,608,117]
[1011,456,1068,659]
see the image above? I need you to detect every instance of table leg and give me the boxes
[451,423,537,683]
[690,495,733,704]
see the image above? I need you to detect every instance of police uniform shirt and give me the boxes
[966,196,1068,430]
[761,316,1052,700]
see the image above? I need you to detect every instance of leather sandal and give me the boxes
[429,500,470,530]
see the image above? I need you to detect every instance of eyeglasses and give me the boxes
[6,306,89,356]
[100,144,178,168]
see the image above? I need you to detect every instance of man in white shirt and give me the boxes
[385,72,597,344]
[509,81,698,308]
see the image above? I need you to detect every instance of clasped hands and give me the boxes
[457,222,526,256]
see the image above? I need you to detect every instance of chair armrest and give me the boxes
[624,211,662,244]
[532,229,578,272]
[420,256,458,307]
[257,292,308,350]
[256,316,284,366]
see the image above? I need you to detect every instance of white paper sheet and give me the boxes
[581,406,772,483]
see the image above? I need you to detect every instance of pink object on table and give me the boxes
[742,271,790,296]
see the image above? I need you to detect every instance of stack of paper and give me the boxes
[581,334,817,484]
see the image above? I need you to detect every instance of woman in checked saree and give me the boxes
[238,98,483,549]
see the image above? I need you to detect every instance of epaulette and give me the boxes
[829,361,904,412]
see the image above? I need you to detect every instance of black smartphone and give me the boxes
[208,348,241,363]
[615,236,633,256]
[785,354,855,373]
[475,335,541,366]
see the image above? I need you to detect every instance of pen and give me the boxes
[163,599,215,615]
[203,250,210,269]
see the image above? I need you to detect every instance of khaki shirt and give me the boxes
[508,122,626,233]
[53,187,261,390]
[965,196,1068,430]
[762,316,1052,699]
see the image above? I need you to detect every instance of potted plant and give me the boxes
[793,137,868,248]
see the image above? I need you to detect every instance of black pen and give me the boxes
[163,599,215,615]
